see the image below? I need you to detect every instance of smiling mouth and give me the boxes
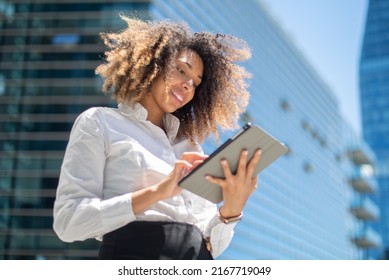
[171,90,184,102]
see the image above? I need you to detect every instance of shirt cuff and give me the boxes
[205,214,237,257]
[100,193,136,232]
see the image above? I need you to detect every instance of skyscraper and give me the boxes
[151,0,381,260]
[360,0,389,259]
[0,0,151,259]
[0,0,380,259]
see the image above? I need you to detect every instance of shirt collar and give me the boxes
[118,103,181,141]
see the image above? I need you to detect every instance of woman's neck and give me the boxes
[138,99,164,129]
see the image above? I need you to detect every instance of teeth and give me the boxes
[172,91,183,102]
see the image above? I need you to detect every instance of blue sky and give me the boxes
[261,0,368,136]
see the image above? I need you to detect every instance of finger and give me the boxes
[205,175,226,188]
[246,149,262,176]
[192,159,204,169]
[173,160,193,179]
[237,149,249,175]
[249,177,258,191]
[220,159,233,179]
[181,152,209,164]
[251,176,258,188]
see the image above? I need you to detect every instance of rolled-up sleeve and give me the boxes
[195,200,237,258]
[205,214,237,258]
[53,109,136,242]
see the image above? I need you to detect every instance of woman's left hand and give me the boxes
[205,149,262,217]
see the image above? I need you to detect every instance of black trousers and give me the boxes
[98,221,213,260]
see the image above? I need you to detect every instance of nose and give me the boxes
[182,79,194,90]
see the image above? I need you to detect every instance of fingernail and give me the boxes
[205,175,211,180]
[257,149,262,155]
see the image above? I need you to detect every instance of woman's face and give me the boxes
[147,49,204,114]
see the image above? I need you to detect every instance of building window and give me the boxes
[301,120,311,131]
[240,111,254,124]
[303,161,314,173]
[280,99,291,111]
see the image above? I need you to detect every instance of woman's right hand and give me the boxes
[132,152,208,214]
[155,152,209,200]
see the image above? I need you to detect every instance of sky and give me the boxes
[261,0,369,136]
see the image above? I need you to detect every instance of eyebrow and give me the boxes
[184,62,203,80]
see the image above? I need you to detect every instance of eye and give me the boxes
[176,67,185,75]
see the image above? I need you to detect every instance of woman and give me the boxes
[53,16,261,260]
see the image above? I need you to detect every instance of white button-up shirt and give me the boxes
[53,103,236,257]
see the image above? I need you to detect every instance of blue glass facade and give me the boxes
[0,0,381,259]
[341,120,381,259]
[151,0,381,259]
[360,0,389,259]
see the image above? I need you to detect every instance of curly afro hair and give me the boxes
[96,15,252,144]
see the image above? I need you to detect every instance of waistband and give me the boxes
[99,221,213,260]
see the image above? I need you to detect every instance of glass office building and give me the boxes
[0,0,151,259]
[151,0,381,260]
[341,120,381,259]
[360,0,389,259]
[0,0,381,259]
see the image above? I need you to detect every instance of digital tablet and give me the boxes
[178,123,288,203]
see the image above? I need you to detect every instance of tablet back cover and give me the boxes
[179,124,288,203]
